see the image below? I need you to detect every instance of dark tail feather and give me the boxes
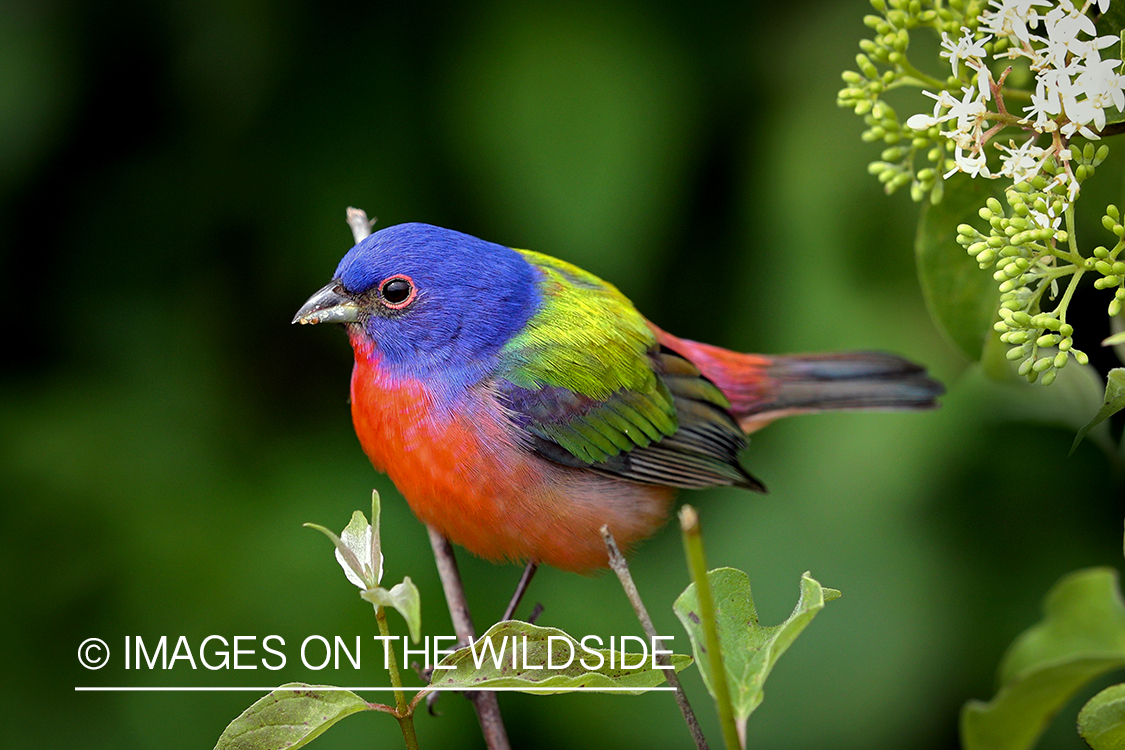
[650,327,944,434]
[740,352,944,430]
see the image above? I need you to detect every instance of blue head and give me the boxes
[295,223,540,383]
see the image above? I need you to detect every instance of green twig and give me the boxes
[679,505,742,750]
[375,604,420,750]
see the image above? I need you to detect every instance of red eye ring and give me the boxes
[378,274,416,309]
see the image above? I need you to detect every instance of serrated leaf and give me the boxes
[1071,368,1125,456]
[672,569,839,725]
[430,620,690,694]
[1080,683,1125,750]
[214,683,370,750]
[362,576,422,643]
[916,173,1003,362]
[961,568,1125,750]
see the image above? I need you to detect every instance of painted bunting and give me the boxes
[295,223,942,573]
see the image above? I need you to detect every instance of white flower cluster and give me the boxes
[906,0,1123,198]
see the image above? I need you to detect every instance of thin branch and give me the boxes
[501,561,539,622]
[347,206,376,243]
[427,526,512,750]
[600,525,709,750]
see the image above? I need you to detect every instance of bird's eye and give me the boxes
[379,275,416,309]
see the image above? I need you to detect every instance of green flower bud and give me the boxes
[989,236,1007,248]
[870,0,887,11]
[1017,357,1034,373]
[1054,352,1068,369]
[1032,314,1060,330]
[1033,357,1053,372]
[1113,262,1125,275]
[1118,288,1125,299]
[1096,145,1110,164]
[1059,337,1072,352]
[1107,204,1120,222]
[1007,347,1027,361]
[1011,311,1032,325]
[1059,323,1073,337]
[1093,245,1110,258]
[1111,298,1123,317]
[1076,165,1089,181]
[976,249,997,266]
[1036,334,1059,347]
[1041,370,1057,386]
[1074,349,1089,365]
[1031,175,1049,190]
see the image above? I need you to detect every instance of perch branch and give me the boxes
[601,525,709,750]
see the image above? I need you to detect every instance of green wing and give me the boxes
[496,250,762,490]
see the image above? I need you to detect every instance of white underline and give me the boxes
[74,686,676,692]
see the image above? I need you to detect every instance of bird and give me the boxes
[294,222,943,574]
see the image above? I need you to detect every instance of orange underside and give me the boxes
[347,340,675,572]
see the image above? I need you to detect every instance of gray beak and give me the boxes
[292,282,361,325]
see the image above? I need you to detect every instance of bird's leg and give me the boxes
[500,561,539,622]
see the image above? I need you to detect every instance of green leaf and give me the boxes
[304,490,386,590]
[361,576,422,643]
[214,683,370,750]
[1080,683,1125,750]
[429,620,691,694]
[1071,368,1125,456]
[961,568,1125,750]
[672,569,840,725]
[915,173,1002,362]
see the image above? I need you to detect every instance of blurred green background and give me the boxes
[3,1,1122,748]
